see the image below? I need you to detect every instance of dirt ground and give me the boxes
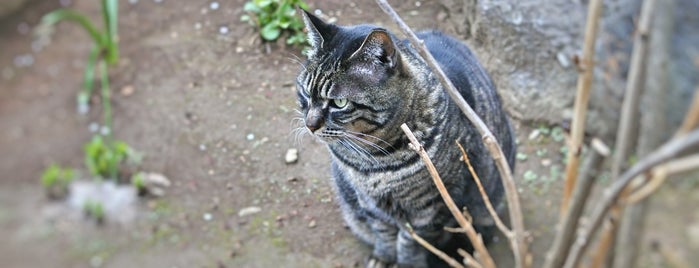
[1,0,697,267]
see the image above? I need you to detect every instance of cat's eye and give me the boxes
[333,98,348,108]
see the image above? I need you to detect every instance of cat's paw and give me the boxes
[365,256,397,268]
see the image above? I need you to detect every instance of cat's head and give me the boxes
[295,10,404,148]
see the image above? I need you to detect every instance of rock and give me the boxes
[238,206,261,217]
[67,180,138,225]
[285,148,298,164]
[120,85,134,96]
[308,220,317,228]
[141,172,171,197]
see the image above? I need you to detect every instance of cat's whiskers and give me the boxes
[339,138,379,165]
[345,130,395,151]
[344,132,391,157]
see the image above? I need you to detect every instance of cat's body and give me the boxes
[295,11,516,268]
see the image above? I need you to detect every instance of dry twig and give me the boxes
[561,0,604,216]
[563,129,699,268]
[543,138,609,268]
[377,1,528,266]
[674,86,699,137]
[401,124,494,268]
[623,154,699,204]
[458,249,484,268]
[456,141,517,252]
[406,224,465,268]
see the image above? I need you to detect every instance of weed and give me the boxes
[40,164,75,199]
[84,135,138,180]
[83,199,105,224]
[131,172,146,195]
[241,0,309,46]
[40,0,119,120]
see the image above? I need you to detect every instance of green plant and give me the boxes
[83,199,105,224]
[84,135,136,180]
[131,172,146,195]
[241,0,309,46]
[40,0,119,129]
[40,164,75,199]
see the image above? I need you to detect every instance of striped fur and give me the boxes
[295,11,516,268]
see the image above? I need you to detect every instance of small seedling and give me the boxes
[241,0,309,46]
[83,199,106,224]
[40,164,75,199]
[131,172,146,196]
[84,135,136,180]
[40,0,119,119]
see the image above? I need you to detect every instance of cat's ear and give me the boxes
[349,29,397,68]
[299,9,335,57]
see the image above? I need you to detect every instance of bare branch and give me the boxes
[624,154,699,204]
[674,86,699,138]
[401,124,496,268]
[543,138,608,268]
[561,0,604,216]
[563,129,699,268]
[458,249,484,268]
[406,224,466,268]
[376,1,528,266]
[456,141,518,251]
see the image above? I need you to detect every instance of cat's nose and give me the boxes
[305,113,324,133]
[306,121,322,133]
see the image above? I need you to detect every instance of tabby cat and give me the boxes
[294,10,516,268]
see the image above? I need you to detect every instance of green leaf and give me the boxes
[243,2,259,13]
[101,0,119,64]
[260,23,281,40]
[241,14,251,22]
[256,0,273,8]
[41,9,106,48]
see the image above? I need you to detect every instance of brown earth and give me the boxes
[1,0,697,267]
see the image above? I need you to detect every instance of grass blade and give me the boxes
[99,61,113,141]
[102,0,119,64]
[41,9,106,47]
[78,46,100,114]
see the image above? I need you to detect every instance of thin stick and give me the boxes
[589,216,619,268]
[674,86,699,137]
[563,129,699,268]
[561,0,604,216]
[377,2,528,267]
[543,138,609,268]
[456,141,517,248]
[624,154,699,204]
[401,124,496,268]
[457,249,484,268]
[407,225,466,268]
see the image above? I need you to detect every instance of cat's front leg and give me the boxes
[367,219,399,266]
[395,227,442,268]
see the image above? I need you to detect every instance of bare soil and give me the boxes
[1,0,697,267]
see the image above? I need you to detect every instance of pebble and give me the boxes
[199,144,207,151]
[238,206,261,217]
[209,1,219,10]
[142,172,172,197]
[557,52,571,68]
[246,133,255,141]
[528,129,541,140]
[308,220,317,228]
[219,26,229,35]
[285,148,298,164]
[203,213,213,221]
[120,85,135,96]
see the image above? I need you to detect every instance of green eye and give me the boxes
[333,98,348,108]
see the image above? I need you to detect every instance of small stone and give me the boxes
[285,148,299,164]
[246,133,255,141]
[541,158,552,166]
[209,1,219,10]
[238,206,261,217]
[203,213,213,221]
[199,144,207,151]
[308,220,317,228]
[120,85,135,96]
[219,26,229,35]
[557,52,570,68]
[142,173,172,197]
[528,129,541,140]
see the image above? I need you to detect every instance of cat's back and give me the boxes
[414,30,496,107]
